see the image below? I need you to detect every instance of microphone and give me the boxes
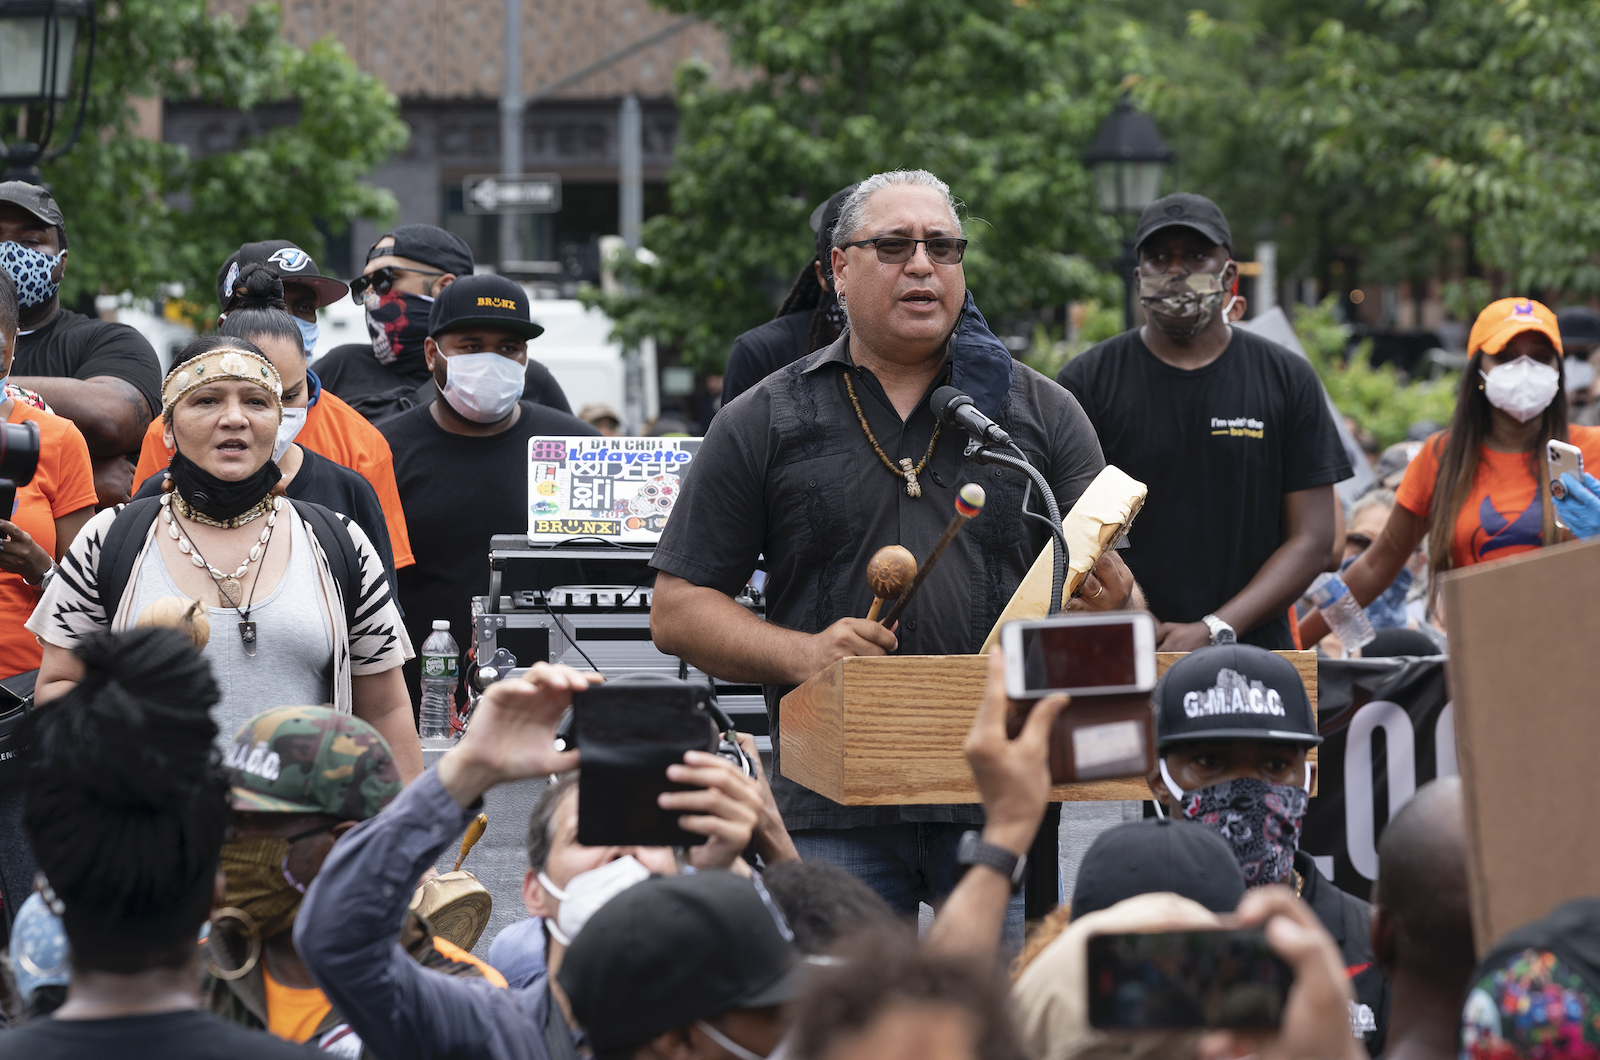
[931,386,1011,446]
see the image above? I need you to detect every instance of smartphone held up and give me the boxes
[999,613,1159,784]
[1086,928,1293,1031]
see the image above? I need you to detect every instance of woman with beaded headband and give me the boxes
[25,336,421,779]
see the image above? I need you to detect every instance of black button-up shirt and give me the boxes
[651,331,1106,829]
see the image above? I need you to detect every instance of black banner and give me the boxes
[1301,656,1455,898]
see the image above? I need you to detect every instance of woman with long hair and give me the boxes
[26,335,421,778]
[1300,298,1600,644]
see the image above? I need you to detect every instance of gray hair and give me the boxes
[1351,488,1396,523]
[832,169,964,248]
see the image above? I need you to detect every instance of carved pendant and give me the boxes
[238,620,258,657]
[218,577,242,607]
[899,458,922,499]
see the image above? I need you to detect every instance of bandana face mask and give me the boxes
[1160,760,1311,887]
[1138,266,1230,339]
[0,242,64,309]
[364,288,434,371]
[219,836,309,941]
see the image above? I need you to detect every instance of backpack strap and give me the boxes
[289,499,361,634]
[97,497,165,625]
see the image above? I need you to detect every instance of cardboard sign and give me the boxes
[526,437,701,544]
[1441,537,1600,956]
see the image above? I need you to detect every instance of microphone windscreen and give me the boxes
[930,385,968,421]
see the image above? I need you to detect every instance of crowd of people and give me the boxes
[0,165,1593,1060]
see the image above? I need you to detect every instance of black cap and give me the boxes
[367,223,473,278]
[1070,818,1247,920]
[1133,192,1232,255]
[1558,306,1600,347]
[558,872,804,1054]
[0,181,63,229]
[216,240,348,309]
[427,273,545,340]
[1154,643,1321,749]
[811,183,860,252]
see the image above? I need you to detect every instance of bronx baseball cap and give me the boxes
[223,706,403,821]
[0,181,63,228]
[1070,818,1247,920]
[1154,643,1321,749]
[1133,192,1232,255]
[216,240,349,309]
[367,223,474,278]
[1468,297,1563,358]
[428,272,545,340]
[558,871,805,1053]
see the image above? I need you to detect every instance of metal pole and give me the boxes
[499,0,524,267]
[619,94,642,250]
[1256,241,1277,316]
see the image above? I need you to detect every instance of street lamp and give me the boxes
[1083,94,1172,329]
[0,0,97,185]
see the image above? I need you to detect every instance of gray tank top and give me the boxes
[129,511,333,749]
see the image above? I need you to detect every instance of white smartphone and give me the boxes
[1549,440,1584,528]
[1001,612,1158,700]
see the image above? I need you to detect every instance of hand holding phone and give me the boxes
[1087,927,1292,1030]
[1548,439,1584,509]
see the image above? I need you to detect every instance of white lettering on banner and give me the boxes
[1341,698,1461,881]
[1181,668,1286,718]
[1435,702,1458,777]
[1344,700,1417,881]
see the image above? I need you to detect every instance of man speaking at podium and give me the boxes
[651,170,1140,926]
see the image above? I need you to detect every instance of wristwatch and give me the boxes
[1201,614,1236,644]
[956,830,1027,893]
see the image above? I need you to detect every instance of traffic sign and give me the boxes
[463,174,562,215]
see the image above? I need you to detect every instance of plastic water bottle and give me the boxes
[1307,573,1375,654]
[420,620,459,738]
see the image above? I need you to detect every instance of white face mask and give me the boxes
[697,1021,790,1060]
[1481,355,1561,423]
[440,352,525,423]
[538,854,651,947]
[272,406,307,463]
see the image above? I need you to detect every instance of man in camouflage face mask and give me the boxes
[207,707,504,1052]
[1138,265,1231,339]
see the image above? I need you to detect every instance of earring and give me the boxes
[201,906,261,981]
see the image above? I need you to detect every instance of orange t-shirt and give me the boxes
[132,390,413,568]
[0,402,97,678]
[1394,425,1600,570]
[262,966,335,1043]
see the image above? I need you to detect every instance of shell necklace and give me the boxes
[160,493,282,654]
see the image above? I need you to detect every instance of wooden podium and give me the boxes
[779,650,1318,805]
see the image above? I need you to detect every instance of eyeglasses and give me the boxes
[841,236,968,265]
[349,264,446,303]
[1345,532,1374,552]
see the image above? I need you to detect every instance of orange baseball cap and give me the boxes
[1468,297,1564,357]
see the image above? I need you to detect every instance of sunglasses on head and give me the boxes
[841,235,968,266]
[349,264,446,303]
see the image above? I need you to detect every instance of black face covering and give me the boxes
[364,289,434,375]
[168,448,282,521]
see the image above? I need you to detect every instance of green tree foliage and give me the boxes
[1146,0,1600,298]
[1295,296,1458,448]
[586,0,1144,372]
[25,0,407,313]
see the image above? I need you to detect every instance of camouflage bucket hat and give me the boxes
[224,706,402,821]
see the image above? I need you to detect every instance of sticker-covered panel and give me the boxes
[527,436,702,543]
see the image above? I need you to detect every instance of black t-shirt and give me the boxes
[314,343,571,423]
[379,400,598,706]
[0,1009,313,1059]
[133,446,399,600]
[722,311,816,406]
[14,308,163,423]
[1058,328,1350,648]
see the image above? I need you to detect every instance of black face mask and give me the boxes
[168,448,282,521]
[364,289,434,375]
